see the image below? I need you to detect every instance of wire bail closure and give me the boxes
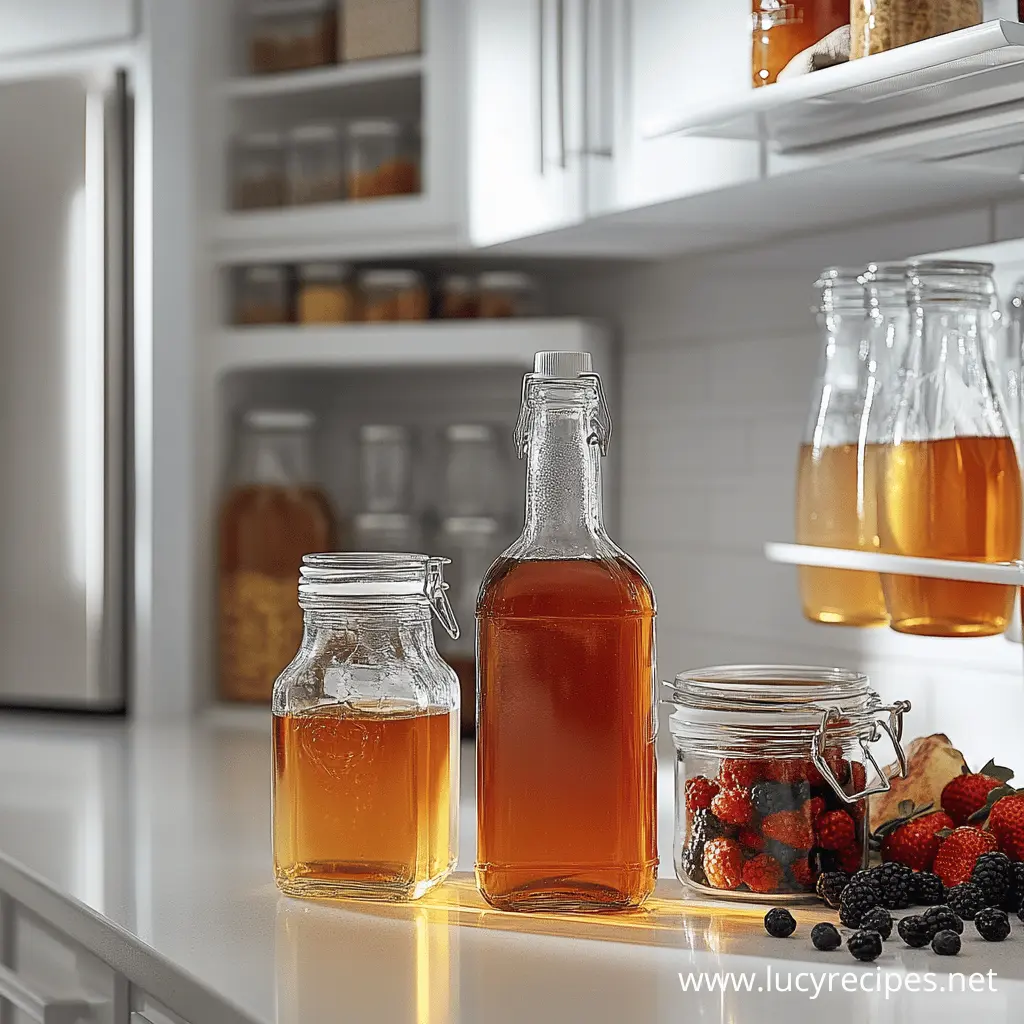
[513,372,613,458]
[810,700,912,803]
[427,557,460,641]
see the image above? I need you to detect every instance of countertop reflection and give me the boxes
[1,712,1023,1024]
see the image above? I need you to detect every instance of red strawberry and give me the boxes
[933,826,998,887]
[742,854,783,894]
[808,797,826,824]
[880,810,954,871]
[711,787,752,826]
[719,758,762,789]
[988,794,1024,861]
[942,760,1014,826]
[815,810,857,851]
[738,827,764,853]
[837,844,863,873]
[703,838,743,890]
[789,858,814,889]
[762,810,814,850]
[685,776,720,814]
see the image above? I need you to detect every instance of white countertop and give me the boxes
[1,712,1024,1023]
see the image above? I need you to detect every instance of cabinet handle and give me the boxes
[555,0,567,169]
[537,0,545,174]
[0,963,93,1024]
[583,0,614,157]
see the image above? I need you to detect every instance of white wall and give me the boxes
[550,207,1024,770]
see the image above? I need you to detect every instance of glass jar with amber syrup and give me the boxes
[877,261,1022,637]
[752,1,849,86]
[476,351,658,914]
[273,553,461,902]
[795,269,888,626]
[666,666,911,900]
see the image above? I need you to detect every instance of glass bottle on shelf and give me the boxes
[219,410,334,703]
[878,261,1022,637]
[359,424,412,513]
[795,268,889,627]
[476,351,657,913]
[273,553,460,902]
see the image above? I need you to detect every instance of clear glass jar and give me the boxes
[441,424,505,518]
[234,265,291,325]
[359,424,412,512]
[352,513,423,552]
[286,123,345,205]
[219,410,334,703]
[795,268,888,627]
[439,274,478,319]
[477,351,657,913]
[359,270,430,322]
[347,119,420,200]
[477,272,540,318]
[247,0,337,74]
[666,665,911,901]
[296,262,356,323]
[878,260,1022,637]
[851,0,981,59]
[436,515,502,737]
[232,131,286,210]
[272,553,460,902]
[751,1,849,86]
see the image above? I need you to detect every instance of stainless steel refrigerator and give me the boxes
[0,70,130,710]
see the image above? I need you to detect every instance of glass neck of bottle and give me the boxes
[240,430,313,486]
[521,383,607,550]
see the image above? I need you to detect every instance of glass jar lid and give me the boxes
[298,261,351,283]
[348,119,402,139]
[863,262,908,313]
[478,271,535,291]
[909,260,995,307]
[815,267,866,314]
[359,270,424,289]
[243,409,314,431]
[298,553,459,639]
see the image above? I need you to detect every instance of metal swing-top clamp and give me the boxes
[811,699,912,803]
[427,557,460,641]
[513,351,613,458]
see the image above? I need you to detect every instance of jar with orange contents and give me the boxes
[752,1,849,86]
[347,119,420,200]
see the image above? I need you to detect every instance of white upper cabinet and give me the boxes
[467,0,587,246]
[0,0,135,58]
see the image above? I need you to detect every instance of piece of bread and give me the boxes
[869,733,968,831]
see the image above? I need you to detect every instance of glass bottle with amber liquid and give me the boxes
[878,261,1022,637]
[476,351,657,913]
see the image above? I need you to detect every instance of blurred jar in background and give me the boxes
[751,1,849,86]
[359,424,413,513]
[878,261,1022,637]
[219,410,334,703]
[795,268,889,627]
[441,424,506,518]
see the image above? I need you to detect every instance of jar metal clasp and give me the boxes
[427,557,460,641]
[810,700,912,803]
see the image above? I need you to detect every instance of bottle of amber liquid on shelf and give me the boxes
[878,261,1022,637]
[476,351,657,913]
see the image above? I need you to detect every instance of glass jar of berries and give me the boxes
[665,666,911,902]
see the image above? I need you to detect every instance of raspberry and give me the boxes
[711,787,753,826]
[988,795,1024,861]
[974,907,1011,941]
[934,826,998,887]
[720,759,762,789]
[860,906,893,939]
[880,810,955,872]
[816,871,848,908]
[947,882,986,920]
[703,838,743,890]
[685,776,719,814]
[851,761,867,791]
[762,810,814,850]
[738,827,764,853]
[764,907,796,937]
[837,844,863,874]
[808,796,826,823]
[815,810,857,851]
[789,858,814,889]
[847,929,882,962]
[743,854,784,894]
[897,915,930,947]
[970,851,1013,907]
[811,922,841,950]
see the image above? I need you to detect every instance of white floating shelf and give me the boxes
[650,20,1024,157]
[210,320,606,375]
[766,542,1024,586]
[222,56,423,99]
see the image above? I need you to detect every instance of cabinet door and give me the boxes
[467,0,585,245]
[0,0,135,59]
[585,0,760,217]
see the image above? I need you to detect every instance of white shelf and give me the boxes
[765,542,1024,585]
[222,56,423,99]
[210,320,605,375]
[651,20,1024,158]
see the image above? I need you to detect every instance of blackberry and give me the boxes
[922,905,964,939]
[839,880,883,928]
[974,907,1011,942]
[681,845,708,886]
[911,871,946,906]
[931,929,961,956]
[752,782,804,816]
[1018,901,1024,924]
[812,849,840,874]
[897,915,930,948]
[811,922,841,951]
[867,863,914,909]
[790,781,811,807]
[763,838,803,867]
[947,882,986,921]
[764,907,796,938]
[691,808,734,844]
[860,906,893,940]
[847,929,883,962]
[815,871,849,909]
[971,852,1013,909]
[1008,862,1024,911]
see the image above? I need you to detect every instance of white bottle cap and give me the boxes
[533,351,593,378]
